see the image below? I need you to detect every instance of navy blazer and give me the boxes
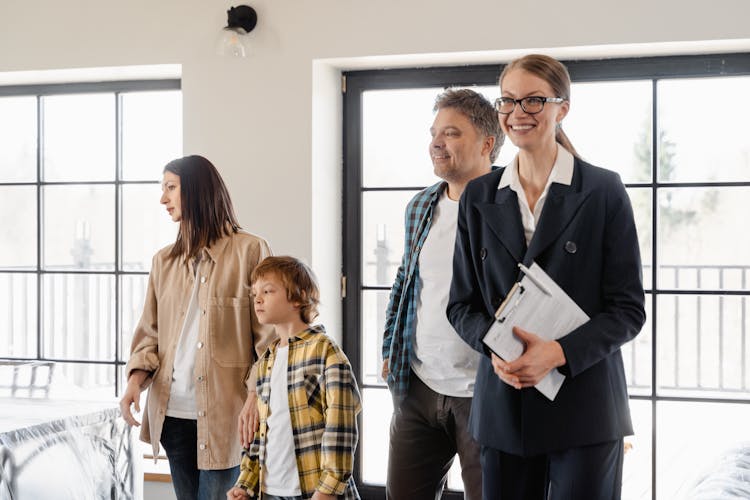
[447,157,646,456]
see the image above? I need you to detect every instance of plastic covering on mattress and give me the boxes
[0,362,141,500]
[686,444,750,499]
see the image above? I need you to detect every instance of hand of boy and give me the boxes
[226,486,250,499]
[311,491,336,500]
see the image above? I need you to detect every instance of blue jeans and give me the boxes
[160,416,240,500]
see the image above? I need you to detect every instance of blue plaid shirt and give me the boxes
[382,181,446,401]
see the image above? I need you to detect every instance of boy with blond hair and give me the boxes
[227,256,361,500]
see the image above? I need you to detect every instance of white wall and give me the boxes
[2,0,750,340]
[144,480,176,500]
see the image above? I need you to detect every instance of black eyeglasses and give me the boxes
[494,96,565,115]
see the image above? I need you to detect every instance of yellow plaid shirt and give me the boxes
[234,324,362,499]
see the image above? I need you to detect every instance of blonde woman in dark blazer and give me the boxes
[447,55,646,500]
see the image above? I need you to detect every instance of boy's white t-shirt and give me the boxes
[262,345,302,496]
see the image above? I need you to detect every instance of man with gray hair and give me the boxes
[382,88,503,499]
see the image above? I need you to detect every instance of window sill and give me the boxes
[144,454,171,483]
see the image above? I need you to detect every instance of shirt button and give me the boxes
[197,341,204,349]
[202,310,206,316]
[198,411,205,417]
[197,375,204,382]
[200,276,206,284]
[199,444,206,450]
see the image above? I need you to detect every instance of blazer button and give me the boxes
[564,241,577,254]
[480,248,487,261]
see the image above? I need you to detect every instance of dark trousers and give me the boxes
[480,439,624,500]
[160,416,240,500]
[386,372,482,500]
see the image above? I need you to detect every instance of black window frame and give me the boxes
[0,78,181,398]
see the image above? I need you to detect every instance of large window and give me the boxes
[343,54,750,499]
[0,80,181,399]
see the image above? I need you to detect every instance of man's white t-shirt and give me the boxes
[411,190,480,397]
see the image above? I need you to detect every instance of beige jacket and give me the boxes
[125,230,274,469]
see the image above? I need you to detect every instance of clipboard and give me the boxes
[482,262,589,400]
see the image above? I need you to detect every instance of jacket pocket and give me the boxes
[209,296,252,367]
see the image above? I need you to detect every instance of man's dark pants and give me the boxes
[386,371,482,500]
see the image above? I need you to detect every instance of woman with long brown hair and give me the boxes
[120,155,274,500]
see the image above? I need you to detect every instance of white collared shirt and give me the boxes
[499,144,575,244]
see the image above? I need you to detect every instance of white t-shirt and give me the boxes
[166,260,201,418]
[411,190,480,397]
[262,345,302,496]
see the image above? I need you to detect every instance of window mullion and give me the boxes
[114,91,122,397]
[650,76,659,500]
[36,94,43,361]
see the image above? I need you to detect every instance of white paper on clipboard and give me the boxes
[482,262,589,400]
